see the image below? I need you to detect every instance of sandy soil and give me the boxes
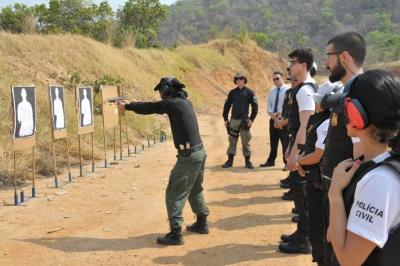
[0,104,314,266]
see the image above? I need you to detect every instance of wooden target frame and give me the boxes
[11,85,36,205]
[48,85,72,187]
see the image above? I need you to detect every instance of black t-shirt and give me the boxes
[125,96,202,149]
[222,86,258,121]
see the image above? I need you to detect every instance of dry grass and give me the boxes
[0,32,284,182]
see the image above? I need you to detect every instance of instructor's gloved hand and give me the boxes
[224,120,229,129]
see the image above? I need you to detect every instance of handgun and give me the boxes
[106,96,126,103]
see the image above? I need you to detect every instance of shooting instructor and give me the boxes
[117,77,209,245]
[222,73,258,169]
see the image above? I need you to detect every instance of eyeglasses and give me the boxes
[273,78,280,81]
[289,60,300,65]
[326,51,343,56]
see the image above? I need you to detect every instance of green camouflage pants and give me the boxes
[166,147,209,229]
[227,118,252,157]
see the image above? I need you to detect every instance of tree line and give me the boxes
[0,0,167,48]
[158,0,400,64]
[1,0,399,64]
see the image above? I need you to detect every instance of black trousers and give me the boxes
[305,169,326,264]
[290,171,308,239]
[267,119,288,164]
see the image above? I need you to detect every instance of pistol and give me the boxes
[107,96,126,103]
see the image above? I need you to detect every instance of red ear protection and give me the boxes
[344,97,369,129]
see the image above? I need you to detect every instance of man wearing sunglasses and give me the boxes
[260,71,289,169]
[222,73,258,169]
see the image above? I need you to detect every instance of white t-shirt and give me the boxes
[315,119,329,150]
[347,152,400,248]
[296,78,316,112]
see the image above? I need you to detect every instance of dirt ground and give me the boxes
[0,104,314,266]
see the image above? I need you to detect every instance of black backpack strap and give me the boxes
[377,153,400,177]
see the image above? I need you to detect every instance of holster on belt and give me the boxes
[227,121,240,138]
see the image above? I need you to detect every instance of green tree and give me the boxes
[0,3,35,33]
[116,0,167,48]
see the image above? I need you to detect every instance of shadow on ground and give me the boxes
[211,213,292,231]
[208,195,282,208]
[21,233,164,252]
[209,183,284,194]
[153,243,298,265]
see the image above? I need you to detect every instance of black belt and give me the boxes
[177,143,203,155]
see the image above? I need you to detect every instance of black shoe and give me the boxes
[291,215,300,223]
[279,239,311,254]
[291,207,298,214]
[245,156,254,169]
[282,190,293,201]
[280,182,290,189]
[222,154,234,168]
[186,215,209,234]
[280,230,300,242]
[280,176,290,184]
[156,228,184,245]
[259,161,275,167]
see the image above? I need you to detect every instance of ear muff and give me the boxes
[344,97,369,129]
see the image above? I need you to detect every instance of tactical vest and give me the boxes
[340,154,400,266]
[299,110,331,163]
[287,82,318,137]
[281,88,292,119]
[321,108,353,177]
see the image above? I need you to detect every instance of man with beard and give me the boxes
[320,31,365,263]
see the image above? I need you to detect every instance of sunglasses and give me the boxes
[273,78,280,81]
[326,51,343,56]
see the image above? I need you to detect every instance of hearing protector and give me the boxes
[343,76,369,129]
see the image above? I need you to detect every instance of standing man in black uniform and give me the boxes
[293,82,337,265]
[118,77,209,245]
[279,48,317,254]
[320,31,365,262]
[222,73,258,169]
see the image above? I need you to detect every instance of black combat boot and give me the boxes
[280,230,300,242]
[156,227,184,245]
[279,236,311,254]
[186,215,209,234]
[222,154,234,168]
[245,156,254,169]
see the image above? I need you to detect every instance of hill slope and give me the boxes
[0,33,285,180]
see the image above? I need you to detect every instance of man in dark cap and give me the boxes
[118,77,209,246]
[222,73,258,169]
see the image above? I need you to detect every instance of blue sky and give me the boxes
[0,0,177,10]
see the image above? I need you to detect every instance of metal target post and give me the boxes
[32,146,36,198]
[66,137,73,182]
[113,128,117,162]
[13,151,18,205]
[102,112,108,168]
[78,135,83,177]
[91,132,95,172]
[52,141,59,188]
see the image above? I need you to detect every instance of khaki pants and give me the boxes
[227,118,252,157]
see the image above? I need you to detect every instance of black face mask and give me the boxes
[328,59,346,82]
